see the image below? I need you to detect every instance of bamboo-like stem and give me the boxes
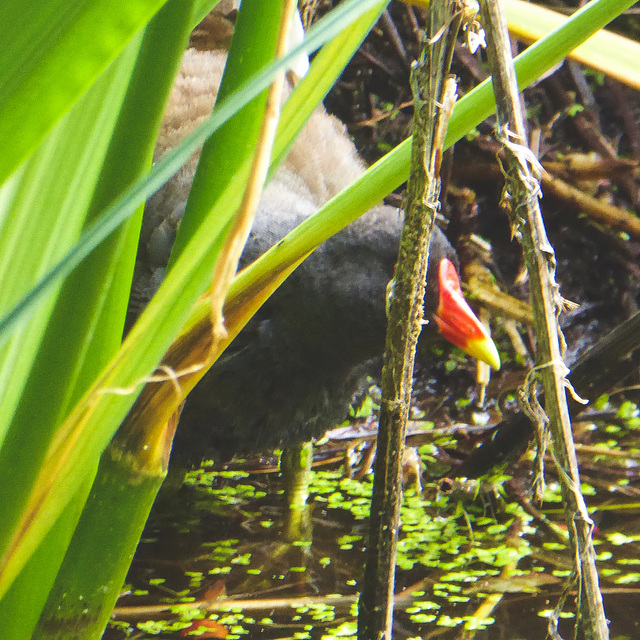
[479,2,608,639]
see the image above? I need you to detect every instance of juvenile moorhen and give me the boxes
[132,48,500,466]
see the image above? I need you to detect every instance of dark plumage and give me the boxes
[173,205,458,462]
[134,46,497,466]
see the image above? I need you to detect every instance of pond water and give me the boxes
[106,410,640,640]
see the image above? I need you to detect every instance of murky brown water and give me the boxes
[106,422,640,640]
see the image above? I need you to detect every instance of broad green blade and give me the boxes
[0,40,142,599]
[33,453,163,640]
[0,40,141,448]
[0,0,394,600]
[36,1,280,632]
[0,0,388,343]
[168,0,286,263]
[0,2,197,636]
[0,474,96,640]
[0,0,169,184]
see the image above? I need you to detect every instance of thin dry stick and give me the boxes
[479,2,608,639]
[357,3,463,639]
[456,161,640,239]
[206,0,299,349]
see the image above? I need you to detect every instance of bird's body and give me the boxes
[134,44,498,466]
[174,204,457,462]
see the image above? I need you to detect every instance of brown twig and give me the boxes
[113,593,358,618]
[455,160,640,240]
[464,260,534,325]
[381,10,410,65]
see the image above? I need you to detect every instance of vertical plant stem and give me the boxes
[357,4,461,639]
[479,2,608,639]
[281,441,313,542]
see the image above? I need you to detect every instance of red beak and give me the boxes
[433,259,501,370]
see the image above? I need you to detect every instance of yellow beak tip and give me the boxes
[466,337,501,371]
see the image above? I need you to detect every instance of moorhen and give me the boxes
[132,47,500,466]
